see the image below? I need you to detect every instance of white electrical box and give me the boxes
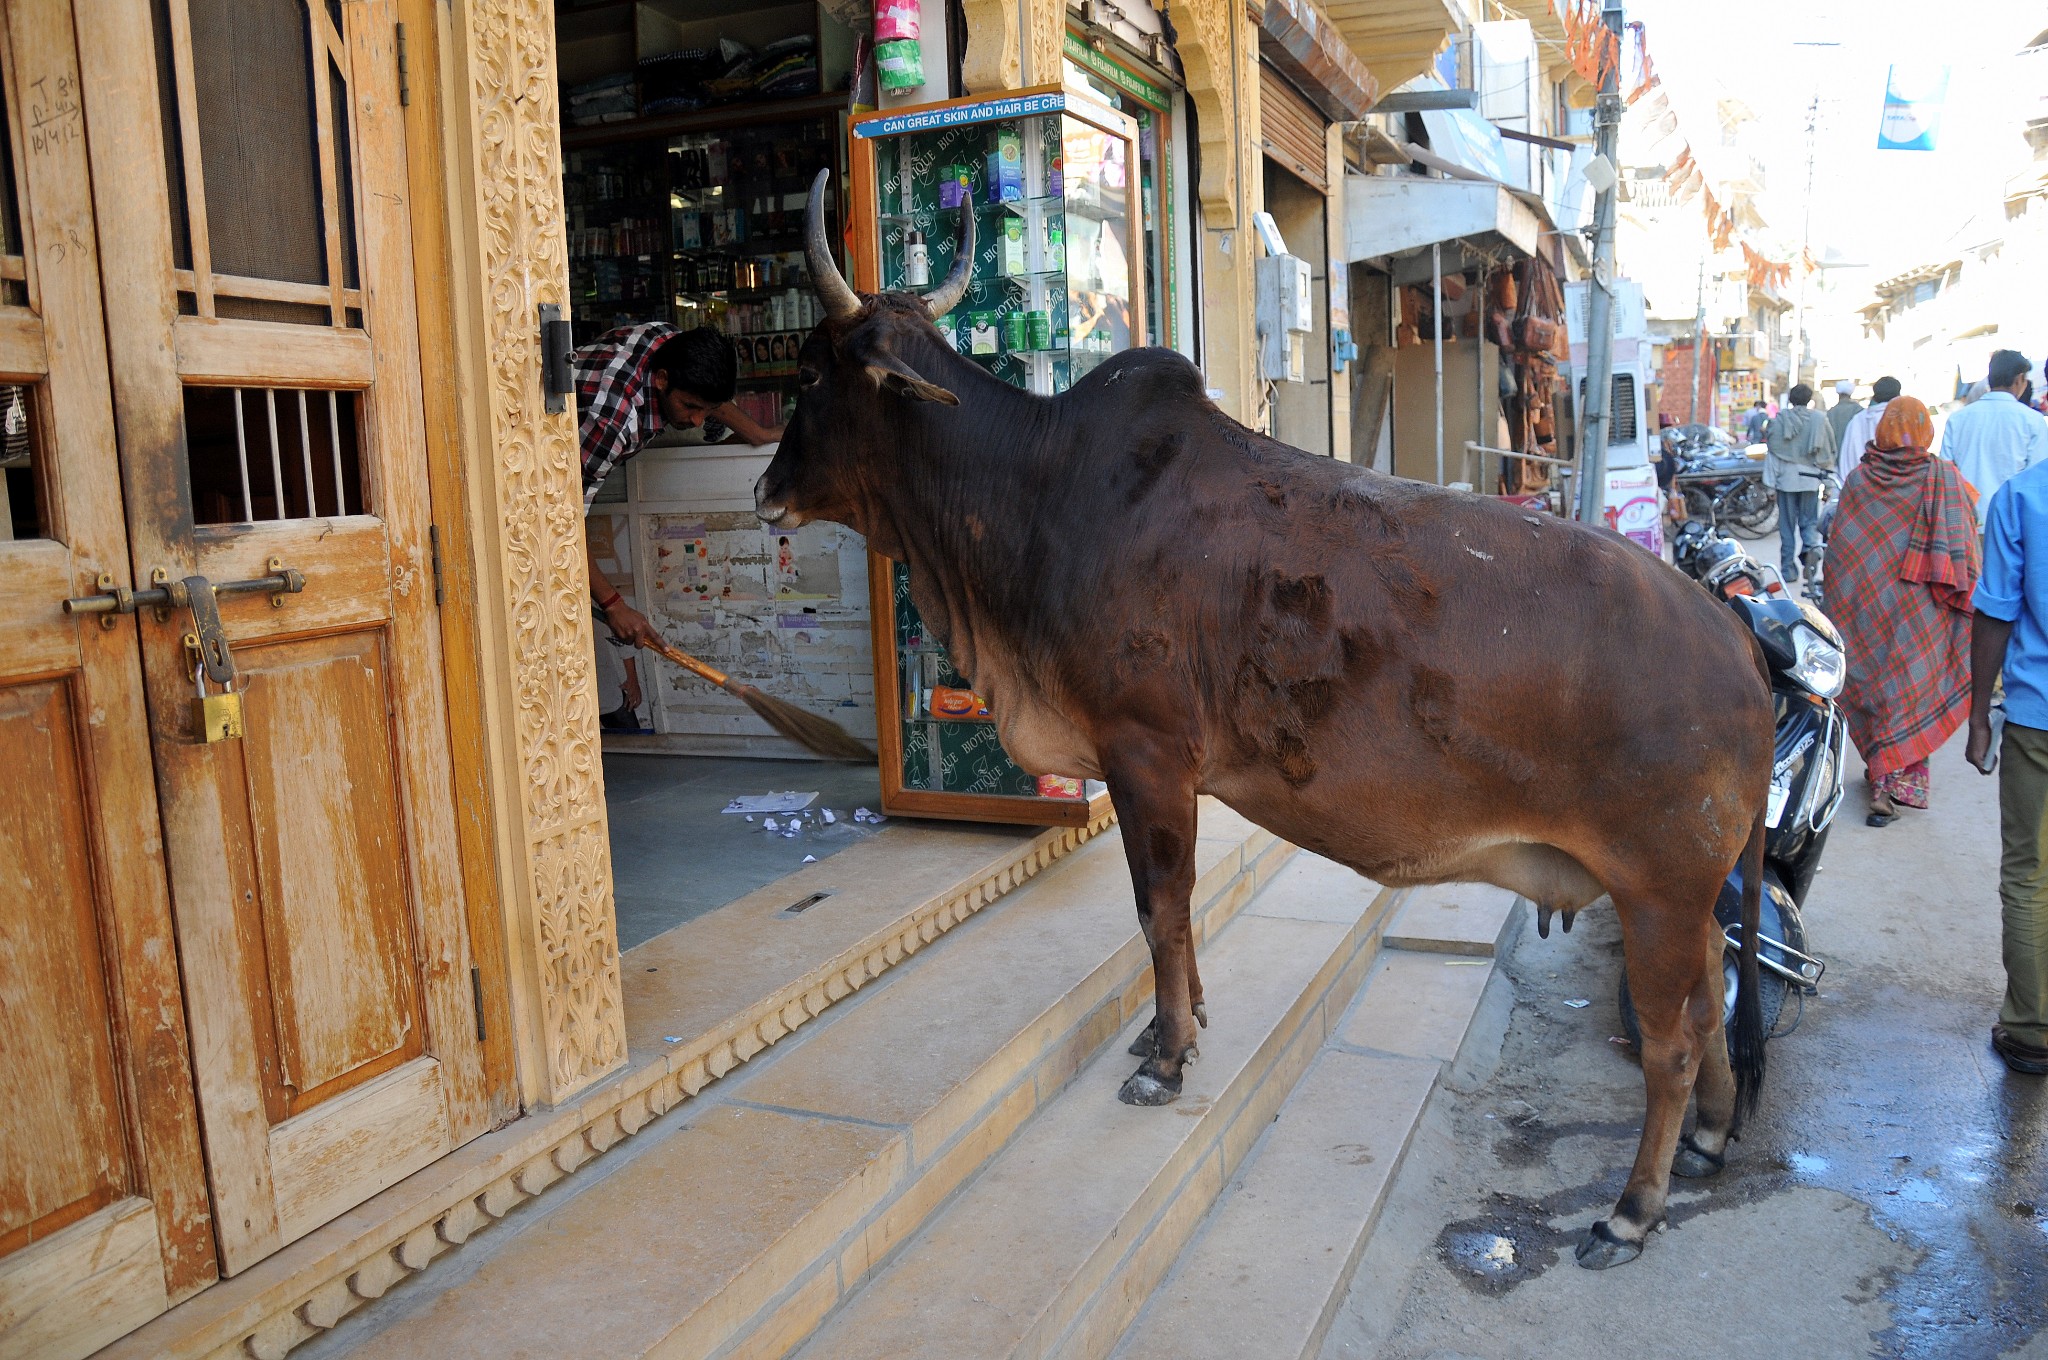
[1257,253,1313,384]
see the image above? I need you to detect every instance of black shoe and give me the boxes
[600,704,641,733]
[1994,1024,2048,1075]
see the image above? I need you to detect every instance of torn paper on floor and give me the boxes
[723,791,820,815]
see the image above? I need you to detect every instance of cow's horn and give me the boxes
[806,169,861,321]
[921,203,976,320]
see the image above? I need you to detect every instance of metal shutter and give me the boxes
[1259,64,1329,192]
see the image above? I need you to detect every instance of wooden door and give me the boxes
[76,0,493,1273]
[0,2,217,1353]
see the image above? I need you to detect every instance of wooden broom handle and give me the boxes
[646,637,730,689]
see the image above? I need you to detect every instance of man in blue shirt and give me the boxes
[1967,458,2048,1074]
[1946,350,2048,529]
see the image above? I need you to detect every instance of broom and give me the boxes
[644,637,876,763]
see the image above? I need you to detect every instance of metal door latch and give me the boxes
[63,558,306,621]
[62,563,307,742]
[182,571,243,742]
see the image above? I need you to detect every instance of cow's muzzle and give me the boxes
[754,471,801,528]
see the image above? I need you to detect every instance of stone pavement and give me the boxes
[1320,727,2048,1360]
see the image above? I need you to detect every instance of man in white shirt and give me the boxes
[1944,350,2048,527]
[1837,375,1900,481]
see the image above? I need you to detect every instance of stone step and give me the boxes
[1381,882,1521,957]
[783,854,1399,1360]
[289,802,1294,1360]
[1110,888,1521,1360]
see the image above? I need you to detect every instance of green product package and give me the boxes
[1001,216,1027,276]
[875,39,924,91]
[1004,311,1029,352]
[967,313,998,355]
[1043,217,1065,271]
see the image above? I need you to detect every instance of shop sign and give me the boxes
[855,91,1068,138]
[1061,33,1168,109]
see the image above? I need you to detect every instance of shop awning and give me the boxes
[1340,172,1543,279]
[1258,0,1379,122]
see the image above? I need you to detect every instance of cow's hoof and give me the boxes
[1193,1002,1208,1029]
[1127,1018,1159,1058]
[1573,1220,1643,1270]
[1671,1135,1726,1179]
[1117,1065,1182,1106]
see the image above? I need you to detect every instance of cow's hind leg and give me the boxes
[1576,893,1719,1269]
[1674,922,1737,1179]
[1104,742,1201,1106]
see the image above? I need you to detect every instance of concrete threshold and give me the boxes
[239,804,1292,1360]
[785,854,1401,1360]
[1112,887,1524,1360]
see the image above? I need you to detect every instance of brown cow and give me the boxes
[757,172,1774,1268]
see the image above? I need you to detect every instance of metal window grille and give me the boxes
[182,385,364,525]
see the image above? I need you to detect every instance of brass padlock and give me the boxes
[192,662,245,743]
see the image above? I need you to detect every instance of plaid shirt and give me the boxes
[576,323,674,509]
[575,324,730,509]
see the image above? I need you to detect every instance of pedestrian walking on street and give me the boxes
[1743,398,1770,445]
[1764,383,1836,585]
[1836,374,1901,482]
[1944,349,2048,529]
[1826,378,1863,456]
[1829,396,1982,825]
[1967,450,2048,1075]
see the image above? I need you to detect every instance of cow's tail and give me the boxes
[1730,800,1768,1132]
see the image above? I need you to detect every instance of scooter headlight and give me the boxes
[1787,623,1846,699]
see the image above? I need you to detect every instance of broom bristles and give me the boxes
[735,684,876,762]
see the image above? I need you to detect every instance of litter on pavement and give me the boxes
[723,791,820,815]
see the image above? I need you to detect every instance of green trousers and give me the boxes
[1998,722,2048,1046]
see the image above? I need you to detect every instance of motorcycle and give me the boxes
[1666,424,1778,540]
[1618,526,1842,1048]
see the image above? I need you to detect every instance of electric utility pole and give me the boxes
[1786,93,1819,393]
[1574,0,1626,522]
[1690,250,1708,423]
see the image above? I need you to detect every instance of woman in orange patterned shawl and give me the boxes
[1824,396,1982,825]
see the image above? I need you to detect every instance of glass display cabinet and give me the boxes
[847,87,1144,824]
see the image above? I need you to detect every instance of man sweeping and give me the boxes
[572,323,867,760]
[576,323,783,650]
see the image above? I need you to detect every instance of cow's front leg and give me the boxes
[1105,748,1200,1106]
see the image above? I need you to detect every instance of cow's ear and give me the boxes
[844,324,959,405]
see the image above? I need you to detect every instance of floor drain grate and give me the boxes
[783,890,835,915]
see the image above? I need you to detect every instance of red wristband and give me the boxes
[597,590,622,611]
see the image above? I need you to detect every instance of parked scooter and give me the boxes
[1667,423,1778,540]
[1618,525,1842,1047]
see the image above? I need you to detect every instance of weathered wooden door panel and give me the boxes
[0,0,214,1351]
[0,680,134,1252]
[0,1199,169,1359]
[77,0,492,1275]
[271,1056,449,1244]
[236,630,428,1114]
